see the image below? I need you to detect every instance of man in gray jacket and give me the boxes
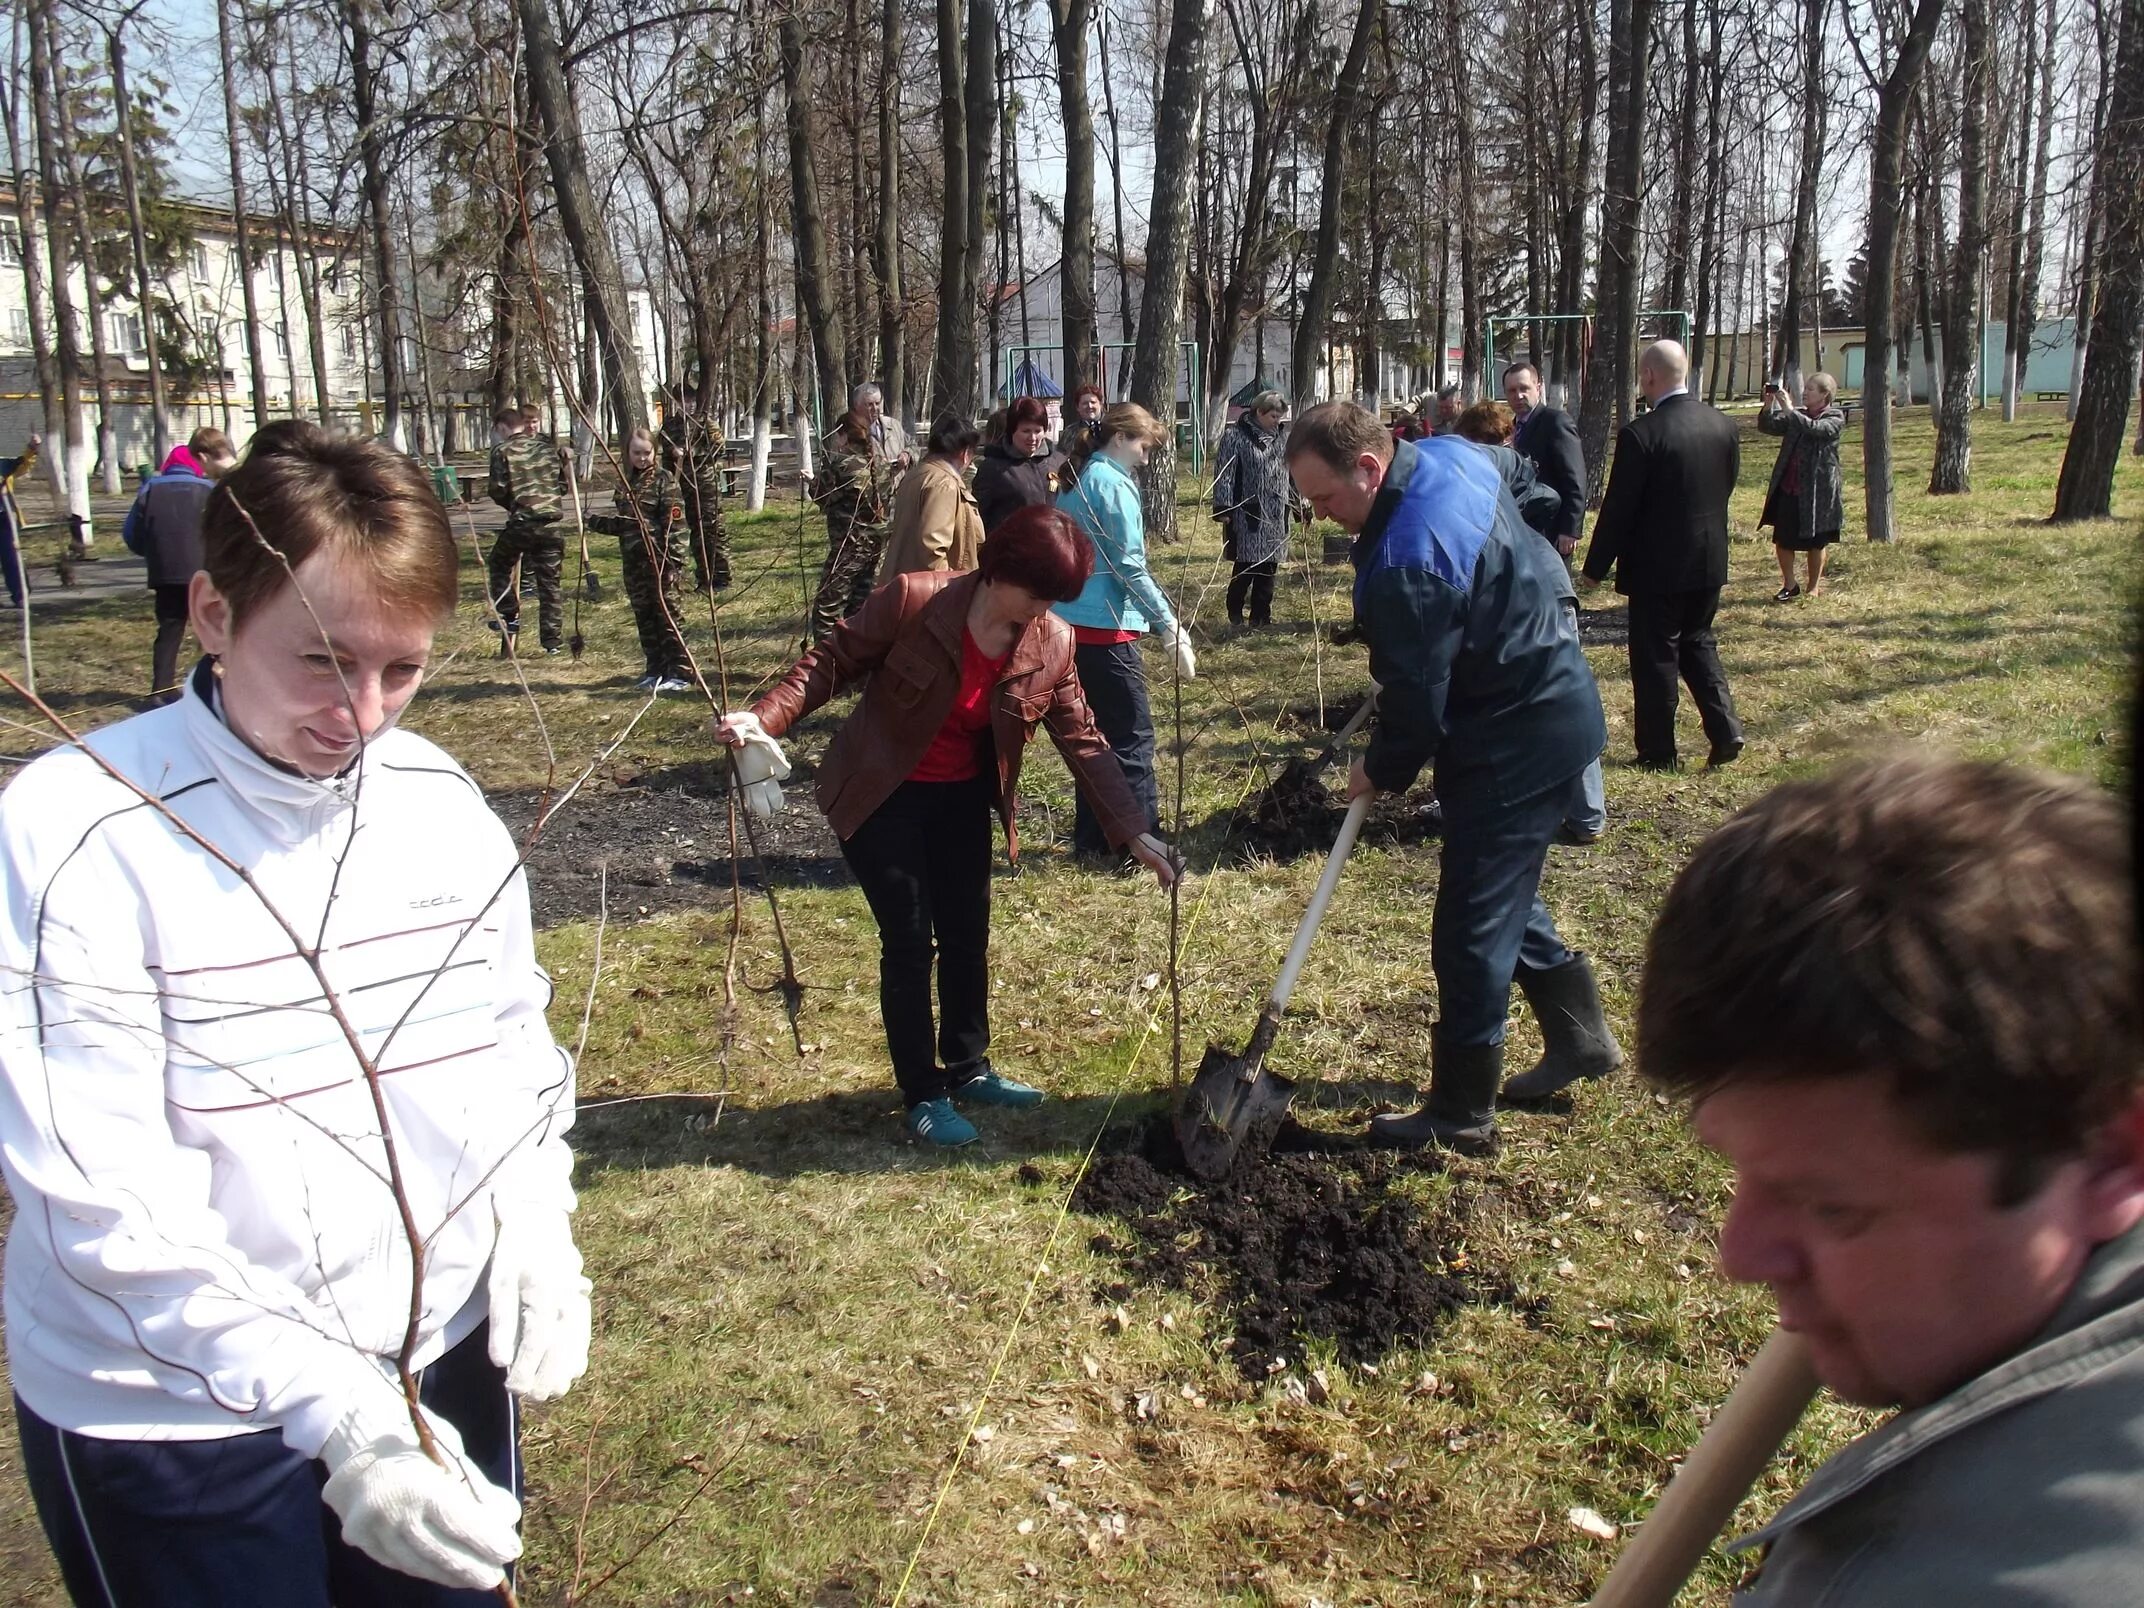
[1636,754,2144,1605]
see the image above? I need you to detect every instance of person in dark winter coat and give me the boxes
[1757,371,1847,601]
[1211,392,1295,627]
[971,397,1056,534]
[1504,362,1587,556]
[121,427,235,703]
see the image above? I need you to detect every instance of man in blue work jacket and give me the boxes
[1287,401,1619,1152]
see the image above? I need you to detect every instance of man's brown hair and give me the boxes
[1285,401,1394,476]
[1639,755,2139,1204]
[187,425,233,461]
[202,420,460,630]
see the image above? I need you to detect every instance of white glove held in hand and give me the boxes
[1168,624,1198,682]
[320,1398,521,1591]
[719,711,792,817]
[486,1210,592,1402]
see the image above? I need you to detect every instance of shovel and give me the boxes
[1175,787,1375,1180]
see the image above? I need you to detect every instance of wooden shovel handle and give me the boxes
[1587,1330,1819,1608]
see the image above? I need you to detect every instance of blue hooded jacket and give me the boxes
[1351,436,1605,821]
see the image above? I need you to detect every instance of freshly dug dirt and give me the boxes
[1227,761,1445,861]
[1070,1114,1488,1378]
[1576,603,1629,648]
[490,756,848,929]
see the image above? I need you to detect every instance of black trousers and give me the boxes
[1226,558,1277,625]
[1625,586,1741,764]
[1069,639,1159,855]
[839,776,994,1104]
[151,583,190,699]
[17,1325,516,1608]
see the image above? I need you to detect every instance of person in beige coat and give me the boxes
[880,414,985,579]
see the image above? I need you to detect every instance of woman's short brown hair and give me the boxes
[202,420,460,630]
[1638,755,2138,1205]
[1452,400,1516,445]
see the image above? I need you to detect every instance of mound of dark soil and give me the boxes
[1070,1114,1484,1378]
[1226,763,1445,861]
[1576,603,1629,647]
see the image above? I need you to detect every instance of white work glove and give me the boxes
[320,1390,521,1591]
[486,1208,592,1402]
[717,711,792,816]
[1167,623,1198,682]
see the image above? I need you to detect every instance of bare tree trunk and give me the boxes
[2,20,61,497]
[218,0,270,436]
[108,27,169,466]
[1050,0,1098,393]
[27,0,87,546]
[1448,1,1482,399]
[2053,0,2144,518]
[517,0,648,440]
[931,0,975,415]
[2004,0,2057,420]
[1553,0,1598,402]
[1930,0,1989,493]
[1664,0,1700,314]
[1774,0,1827,390]
[1129,0,1216,540]
[1578,0,1655,497]
[750,88,775,510]
[1097,7,1136,366]
[963,0,997,412]
[54,40,119,491]
[1291,0,1380,410]
[341,0,404,444]
[1692,0,1726,387]
[265,18,331,423]
[875,0,906,412]
[1863,0,1946,545]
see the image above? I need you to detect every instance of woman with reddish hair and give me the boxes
[717,505,1178,1148]
[972,396,1056,533]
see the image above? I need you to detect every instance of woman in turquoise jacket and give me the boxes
[1052,402,1197,858]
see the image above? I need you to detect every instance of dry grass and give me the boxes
[0,405,2136,1606]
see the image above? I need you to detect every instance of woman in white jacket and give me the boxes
[0,421,588,1605]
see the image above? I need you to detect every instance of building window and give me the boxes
[188,241,210,280]
[0,219,19,266]
[339,324,356,360]
[274,326,290,361]
[6,308,27,349]
[110,312,145,356]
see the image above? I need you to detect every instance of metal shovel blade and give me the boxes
[1175,1036,1297,1181]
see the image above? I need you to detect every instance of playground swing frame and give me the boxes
[1483,310,1692,406]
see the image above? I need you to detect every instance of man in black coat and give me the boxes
[1504,362,1587,558]
[1579,340,1745,770]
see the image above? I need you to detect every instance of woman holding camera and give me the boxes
[1758,372,1847,601]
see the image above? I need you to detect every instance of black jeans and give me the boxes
[1070,639,1159,854]
[1226,558,1277,625]
[1626,586,1742,764]
[17,1325,516,1608]
[839,776,994,1104]
[151,583,190,698]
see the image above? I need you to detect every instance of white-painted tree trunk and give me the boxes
[747,419,772,511]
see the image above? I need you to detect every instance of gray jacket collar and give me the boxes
[1733,1218,2144,1553]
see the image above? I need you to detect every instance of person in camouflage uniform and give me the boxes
[486,405,567,653]
[659,388,731,592]
[807,410,894,641]
[590,428,693,690]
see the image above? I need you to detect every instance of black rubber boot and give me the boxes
[1367,1034,1501,1156]
[1503,954,1624,1100]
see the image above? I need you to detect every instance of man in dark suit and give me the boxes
[1504,362,1586,559]
[1579,340,1744,770]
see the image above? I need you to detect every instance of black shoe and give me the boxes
[1774,583,1802,603]
[1633,753,1679,772]
[1554,822,1605,846]
[1706,740,1744,769]
[1504,955,1624,1101]
[1366,1035,1501,1156]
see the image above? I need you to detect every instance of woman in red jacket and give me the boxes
[716,506,1178,1148]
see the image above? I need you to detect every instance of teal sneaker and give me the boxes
[906,1098,979,1147]
[957,1065,1046,1109]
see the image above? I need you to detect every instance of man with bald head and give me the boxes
[1579,340,1745,769]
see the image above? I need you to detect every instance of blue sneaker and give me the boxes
[906,1098,978,1147]
[957,1065,1046,1109]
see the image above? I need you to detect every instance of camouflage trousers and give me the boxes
[682,479,731,591]
[488,516,565,649]
[595,513,692,679]
[809,516,889,642]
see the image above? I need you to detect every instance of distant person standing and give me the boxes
[592,427,693,691]
[879,414,984,579]
[659,386,731,591]
[121,427,234,704]
[1069,384,1106,451]
[1580,340,1745,771]
[1210,390,1293,629]
[486,406,568,655]
[809,409,898,640]
[851,382,912,485]
[1757,371,1847,601]
[972,397,1056,534]
[0,432,39,611]
[1427,384,1464,436]
[1504,361,1587,558]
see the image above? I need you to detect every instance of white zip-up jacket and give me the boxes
[0,667,575,1457]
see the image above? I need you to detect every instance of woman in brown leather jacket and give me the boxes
[716,507,1178,1148]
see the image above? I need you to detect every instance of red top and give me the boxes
[1071,625,1139,646]
[909,628,1011,783]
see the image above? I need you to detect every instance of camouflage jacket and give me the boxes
[814,431,892,534]
[488,434,565,522]
[611,465,681,530]
[660,410,726,495]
